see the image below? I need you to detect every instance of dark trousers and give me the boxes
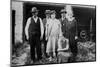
[29,34,42,61]
[69,40,77,57]
[44,40,47,57]
[69,36,78,62]
[42,31,47,57]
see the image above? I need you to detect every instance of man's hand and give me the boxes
[40,36,43,40]
[75,36,78,40]
[46,37,48,41]
[26,35,29,40]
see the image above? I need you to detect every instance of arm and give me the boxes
[39,18,44,40]
[25,18,31,40]
[45,22,48,40]
[58,21,63,37]
[58,37,62,51]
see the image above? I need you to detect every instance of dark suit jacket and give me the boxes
[42,18,47,29]
[59,18,78,40]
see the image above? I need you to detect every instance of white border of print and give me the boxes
[0,0,100,67]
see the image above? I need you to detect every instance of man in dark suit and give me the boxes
[59,9,78,62]
[42,10,51,58]
[25,7,44,62]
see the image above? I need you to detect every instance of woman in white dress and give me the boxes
[45,10,62,61]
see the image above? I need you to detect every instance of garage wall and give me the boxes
[12,1,23,43]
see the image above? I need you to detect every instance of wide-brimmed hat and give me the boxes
[45,10,51,14]
[31,7,39,13]
[51,10,56,14]
[60,9,67,13]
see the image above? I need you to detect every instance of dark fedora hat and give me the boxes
[60,9,67,13]
[45,10,51,14]
[31,7,39,13]
[51,10,56,14]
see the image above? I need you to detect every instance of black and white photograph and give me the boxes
[11,0,96,66]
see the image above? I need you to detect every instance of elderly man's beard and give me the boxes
[66,13,74,21]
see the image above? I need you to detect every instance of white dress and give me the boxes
[46,19,62,53]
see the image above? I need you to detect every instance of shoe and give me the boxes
[30,60,34,64]
[48,57,52,61]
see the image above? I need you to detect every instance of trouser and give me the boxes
[69,36,78,61]
[42,30,47,57]
[44,40,47,56]
[29,34,42,61]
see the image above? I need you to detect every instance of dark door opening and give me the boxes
[12,10,15,45]
[12,10,16,55]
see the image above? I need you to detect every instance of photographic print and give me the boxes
[11,0,96,66]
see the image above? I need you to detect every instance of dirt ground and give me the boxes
[11,41,96,66]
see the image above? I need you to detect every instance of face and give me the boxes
[46,14,51,18]
[32,12,38,17]
[61,12,66,18]
[51,13,56,19]
[67,13,73,18]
